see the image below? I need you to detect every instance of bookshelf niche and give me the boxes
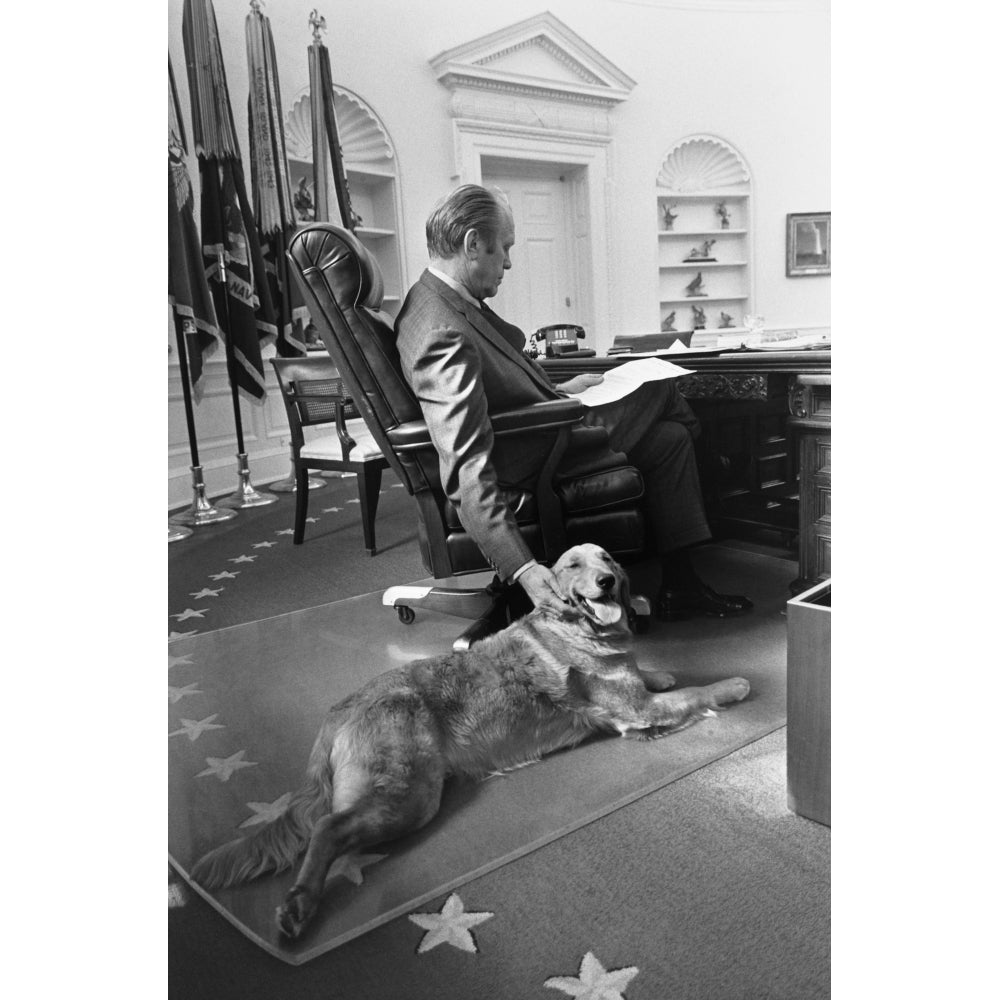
[656,136,752,347]
[284,87,405,317]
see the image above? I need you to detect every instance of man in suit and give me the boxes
[395,184,751,620]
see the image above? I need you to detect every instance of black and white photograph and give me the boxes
[164,1,833,996]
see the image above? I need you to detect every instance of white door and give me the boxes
[481,163,590,338]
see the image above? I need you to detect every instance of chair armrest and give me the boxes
[490,398,585,436]
[386,399,585,453]
[386,420,434,452]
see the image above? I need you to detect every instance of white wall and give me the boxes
[167,0,830,506]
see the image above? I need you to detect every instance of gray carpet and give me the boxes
[169,728,829,999]
[169,545,801,966]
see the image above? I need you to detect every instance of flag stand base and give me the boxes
[170,466,239,526]
[168,523,193,543]
[217,453,279,509]
[269,450,326,493]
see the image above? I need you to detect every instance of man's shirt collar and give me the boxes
[428,266,482,309]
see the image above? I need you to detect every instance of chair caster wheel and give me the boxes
[396,606,415,624]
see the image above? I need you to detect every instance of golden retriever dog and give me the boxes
[191,543,750,940]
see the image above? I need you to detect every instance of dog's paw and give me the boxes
[706,677,750,709]
[639,668,676,692]
[623,725,670,741]
[276,885,318,940]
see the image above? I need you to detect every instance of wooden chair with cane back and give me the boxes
[270,355,390,555]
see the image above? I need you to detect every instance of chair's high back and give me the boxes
[287,223,461,574]
[288,225,427,477]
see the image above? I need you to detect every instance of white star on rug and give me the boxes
[169,683,202,704]
[189,587,223,599]
[169,630,198,641]
[275,529,295,536]
[325,851,388,886]
[305,517,318,523]
[229,555,257,564]
[321,506,342,513]
[346,499,360,505]
[238,792,293,828]
[172,608,209,622]
[168,654,194,669]
[210,571,239,580]
[169,714,224,741]
[196,750,258,782]
[253,541,276,549]
[544,952,639,999]
[409,893,493,954]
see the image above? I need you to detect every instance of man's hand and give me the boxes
[517,563,569,612]
[560,373,604,395]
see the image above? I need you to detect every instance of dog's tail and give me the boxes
[190,748,334,891]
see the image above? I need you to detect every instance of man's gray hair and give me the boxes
[426,184,510,258]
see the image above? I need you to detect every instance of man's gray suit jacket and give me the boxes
[395,270,617,581]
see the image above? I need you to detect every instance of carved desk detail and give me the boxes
[677,372,768,400]
[788,381,809,418]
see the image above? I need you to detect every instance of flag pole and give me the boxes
[169,313,238,527]
[213,240,279,510]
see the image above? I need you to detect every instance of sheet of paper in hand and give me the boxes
[573,358,694,407]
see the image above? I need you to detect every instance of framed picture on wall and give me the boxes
[786,212,831,277]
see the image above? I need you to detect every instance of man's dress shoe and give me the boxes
[656,580,754,621]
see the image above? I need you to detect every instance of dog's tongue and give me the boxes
[587,598,622,626]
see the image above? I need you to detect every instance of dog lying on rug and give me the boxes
[191,543,750,940]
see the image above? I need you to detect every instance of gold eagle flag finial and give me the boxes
[309,9,327,43]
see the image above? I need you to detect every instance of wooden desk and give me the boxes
[542,350,832,576]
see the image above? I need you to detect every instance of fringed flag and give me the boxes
[246,0,308,357]
[182,0,276,400]
[168,58,221,390]
[307,11,359,231]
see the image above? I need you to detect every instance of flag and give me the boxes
[246,0,308,357]
[308,15,358,231]
[182,0,276,400]
[168,58,220,388]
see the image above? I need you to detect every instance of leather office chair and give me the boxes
[287,222,649,649]
[270,355,390,554]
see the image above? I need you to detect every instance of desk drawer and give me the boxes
[802,435,831,479]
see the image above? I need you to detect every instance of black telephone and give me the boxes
[533,324,596,359]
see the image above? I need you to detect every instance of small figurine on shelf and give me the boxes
[661,310,676,333]
[683,239,716,262]
[662,203,679,231]
[719,312,735,329]
[692,305,706,330]
[293,176,314,221]
[685,272,707,297]
[716,202,731,229]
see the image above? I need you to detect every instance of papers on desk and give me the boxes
[573,358,693,408]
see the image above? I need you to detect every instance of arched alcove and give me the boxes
[655,135,753,345]
[284,87,406,314]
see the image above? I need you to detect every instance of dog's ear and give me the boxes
[616,562,632,631]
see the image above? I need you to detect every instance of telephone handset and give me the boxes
[533,324,596,358]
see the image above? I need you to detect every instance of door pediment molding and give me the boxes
[430,11,636,116]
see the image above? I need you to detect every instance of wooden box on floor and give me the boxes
[786,579,831,826]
